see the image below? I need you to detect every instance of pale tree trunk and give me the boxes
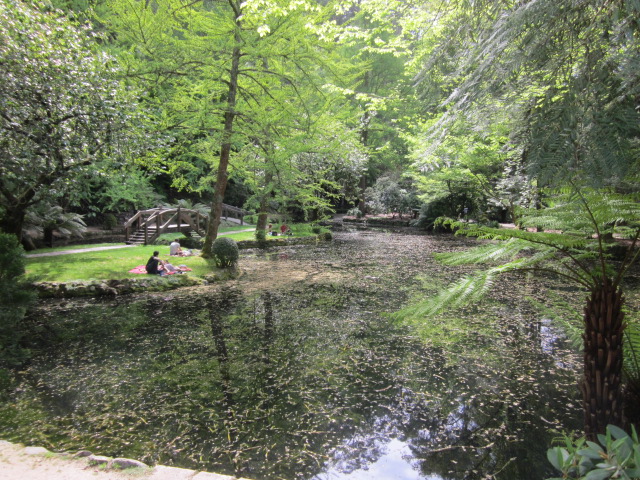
[581,281,626,439]
[357,111,370,216]
[202,3,242,258]
[357,175,366,215]
[256,171,273,232]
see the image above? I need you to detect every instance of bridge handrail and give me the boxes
[222,204,249,215]
[123,210,144,228]
[124,205,249,244]
[127,205,248,223]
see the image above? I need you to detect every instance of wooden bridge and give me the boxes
[124,205,249,245]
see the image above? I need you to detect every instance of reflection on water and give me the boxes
[314,438,435,480]
[1,230,582,480]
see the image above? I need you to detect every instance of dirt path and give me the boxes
[0,441,250,480]
[0,442,139,480]
[25,228,255,258]
[26,245,136,258]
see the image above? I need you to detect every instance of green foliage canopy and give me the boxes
[0,0,141,239]
[410,0,640,190]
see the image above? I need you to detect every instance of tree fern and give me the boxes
[399,187,640,436]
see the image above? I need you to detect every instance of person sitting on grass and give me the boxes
[170,239,183,256]
[280,223,292,236]
[170,238,192,256]
[163,262,181,274]
[145,251,165,275]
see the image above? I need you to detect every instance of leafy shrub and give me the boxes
[255,229,266,242]
[103,213,118,230]
[243,214,257,225]
[153,234,173,246]
[482,220,501,229]
[181,236,202,249]
[154,233,200,248]
[547,424,640,479]
[346,207,363,218]
[211,237,239,268]
[412,200,449,230]
[311,225,322,234]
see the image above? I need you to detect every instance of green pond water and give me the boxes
[1,229,583,479]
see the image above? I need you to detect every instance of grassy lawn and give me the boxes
[25,245,215,282]
[24,223,326,282]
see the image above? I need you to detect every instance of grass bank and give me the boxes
[25,223,329,283]
[25,245,212,282]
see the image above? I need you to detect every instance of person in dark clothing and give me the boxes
[145,251,164,275]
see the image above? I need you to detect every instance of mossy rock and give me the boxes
[33,275,202,298]
[203,267,242,283]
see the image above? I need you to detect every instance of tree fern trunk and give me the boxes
[581,281,626,438]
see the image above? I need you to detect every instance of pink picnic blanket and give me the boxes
[128,265,192,275]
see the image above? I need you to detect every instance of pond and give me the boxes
[1,229,583,480]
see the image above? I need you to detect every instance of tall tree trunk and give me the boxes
[581,281,626,439]
[0,204,28,248]
[256,170,273,232]
[256,211,269,232]
[0,208,25,240]
[202,4,242,258]
[357,103,371,215]
[43,227,54,248]
[0,183,37,247]
[357,174,367,215]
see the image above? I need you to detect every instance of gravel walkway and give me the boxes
[25,228,255,258]
[0,441,251,480]
[26,245,136,258]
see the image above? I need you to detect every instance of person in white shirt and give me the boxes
[169,239,182,256]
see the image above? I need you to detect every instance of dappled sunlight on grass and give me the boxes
[25,223,319,282]
[25,245,216,282]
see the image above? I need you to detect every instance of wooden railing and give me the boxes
[124,205,249,244]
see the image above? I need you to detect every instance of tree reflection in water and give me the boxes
[3,231,583,480]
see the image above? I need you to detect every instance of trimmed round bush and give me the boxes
[346,207,363,219]
[211,237,239,268]
[103,213,118,230]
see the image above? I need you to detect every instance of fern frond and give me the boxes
[450,220,589,251]
[526,294,583,349]
[413,188,640,324]
[519,190,640,237]
[623,317,640,386]
[397,256,551,319]
[434,238,531,265]
[396,270,496,320]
